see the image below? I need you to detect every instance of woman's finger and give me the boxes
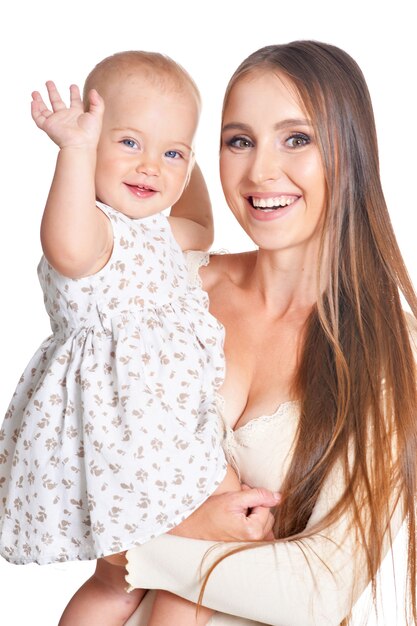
[243,504,274,541]
[232,487,281,512]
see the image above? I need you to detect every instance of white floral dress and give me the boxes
[0,203,226,565]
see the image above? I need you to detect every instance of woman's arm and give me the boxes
[168,163,214,251]
[126,469,404,626]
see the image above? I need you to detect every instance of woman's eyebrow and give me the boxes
[221,122,252,133]
[274,118,311,130]
[222,118,311,133]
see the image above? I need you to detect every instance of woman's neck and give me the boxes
[246,243,325,319]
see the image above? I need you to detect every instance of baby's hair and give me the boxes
[83,50,201,111]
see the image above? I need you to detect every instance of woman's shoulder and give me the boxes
[199,250,257,292]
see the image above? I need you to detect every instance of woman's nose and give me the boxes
[248,145,283,184]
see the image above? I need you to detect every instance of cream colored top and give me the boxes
[124,252,412,626]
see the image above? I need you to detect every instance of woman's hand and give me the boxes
[170,487,280,542]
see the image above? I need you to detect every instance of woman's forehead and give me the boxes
[223,70,308,123]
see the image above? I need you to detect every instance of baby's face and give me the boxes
[95,76,198,219]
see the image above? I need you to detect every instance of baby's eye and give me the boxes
[165,150,182,159]
[121,139,138,149]
[226,136,254,149]
[285,133,310,148]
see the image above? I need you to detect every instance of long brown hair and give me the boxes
[206,41,417,624]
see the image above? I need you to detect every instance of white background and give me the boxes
[0,0,415,623]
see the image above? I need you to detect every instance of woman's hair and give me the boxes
[212,41,417,624]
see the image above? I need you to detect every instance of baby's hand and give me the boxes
[31,81,104,150]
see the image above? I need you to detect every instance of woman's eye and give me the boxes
[165,150,182,159]
[226,136,254,149]
[121,139,138,149]
[286,133,310,148]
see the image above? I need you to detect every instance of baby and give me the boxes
[0,51,239,625]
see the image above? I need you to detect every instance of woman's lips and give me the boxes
[246,194,300,221]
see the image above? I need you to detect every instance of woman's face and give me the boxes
[220,70,326,254]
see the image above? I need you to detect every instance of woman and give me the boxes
[125,41,417,625]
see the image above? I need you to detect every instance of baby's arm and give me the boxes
[168,163,214,252]
[32,82,111,278]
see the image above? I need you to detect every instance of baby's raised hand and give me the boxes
[31,81,104,150]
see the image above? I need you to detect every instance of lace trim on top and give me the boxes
[220,396,299,480]
[185,250,210,289]
[185,249,229,289]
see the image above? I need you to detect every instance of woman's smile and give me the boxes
[246,193,301,221]
[246,192,301,221]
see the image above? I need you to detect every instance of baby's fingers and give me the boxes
[69,83,82,108]
[31,90,52,128]
[30,81,69,130]
[45,80,67,112]
[85,88,105,118]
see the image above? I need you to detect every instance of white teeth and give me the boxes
[252,196,297,209]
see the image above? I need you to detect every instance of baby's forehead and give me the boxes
[85,62,200,114]
[102,69,191,97]
[101,74,200,123]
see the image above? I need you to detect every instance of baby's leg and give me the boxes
[58,555,145,626]
[148,591,213,626]
[148,464,240,626]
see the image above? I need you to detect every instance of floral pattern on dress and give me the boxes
[0,202,226,564]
